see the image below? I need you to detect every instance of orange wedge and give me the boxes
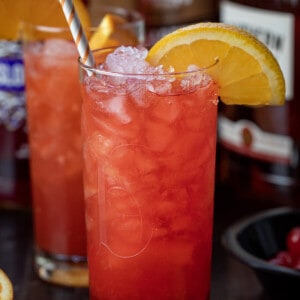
[0,269,13,300]
[89,13,139,50]
[147,22,285,106]
[0,0,91,40]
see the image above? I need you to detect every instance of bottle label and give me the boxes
[0,41,26,132]
[220,0,294,100]
[218,116,296,166]
[219,1,297,167]
[0,57,25,92]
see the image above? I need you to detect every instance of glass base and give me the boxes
[35,248,89,287]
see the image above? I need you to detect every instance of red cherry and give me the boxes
[286,227,300,260]
[268,250,292,267]
[292,257,300,271]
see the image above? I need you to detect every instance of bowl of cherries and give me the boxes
[222,206,300,300]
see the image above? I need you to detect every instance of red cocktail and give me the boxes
[23,4,145,286]
[24,31,88,286]
[79,46,218,299]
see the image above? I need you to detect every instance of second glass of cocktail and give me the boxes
[22,5,144,287]
[79,46,218,299]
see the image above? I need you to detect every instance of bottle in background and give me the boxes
[136,0,219,44]
[0,40,31,210]
[217,0,300,207]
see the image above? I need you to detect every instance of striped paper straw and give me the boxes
[59,0,95,67]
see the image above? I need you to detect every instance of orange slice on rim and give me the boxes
[89,13,139,50]
[147,22,285,106]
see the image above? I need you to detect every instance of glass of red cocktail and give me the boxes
[79,46,218,299]
[22,7,144,287]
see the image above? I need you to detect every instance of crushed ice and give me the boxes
[103,96,131,124]
[43,39,77,57]
[181,65,211,89]
[96,46,211,95]
[103,46,150,74]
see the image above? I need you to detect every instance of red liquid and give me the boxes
[24,39,86,256]
[80,52,218,299]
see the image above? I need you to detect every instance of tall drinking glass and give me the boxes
[79,47,218,299]
[22,7,144,287]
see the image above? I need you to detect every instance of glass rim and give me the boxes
[79,47,218,79]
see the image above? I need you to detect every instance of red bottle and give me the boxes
[0,40,31,209]
[217,0,300,207]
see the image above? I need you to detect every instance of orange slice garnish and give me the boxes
[147,22,285,106]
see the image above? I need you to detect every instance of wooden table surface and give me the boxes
[0,182,274,300]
